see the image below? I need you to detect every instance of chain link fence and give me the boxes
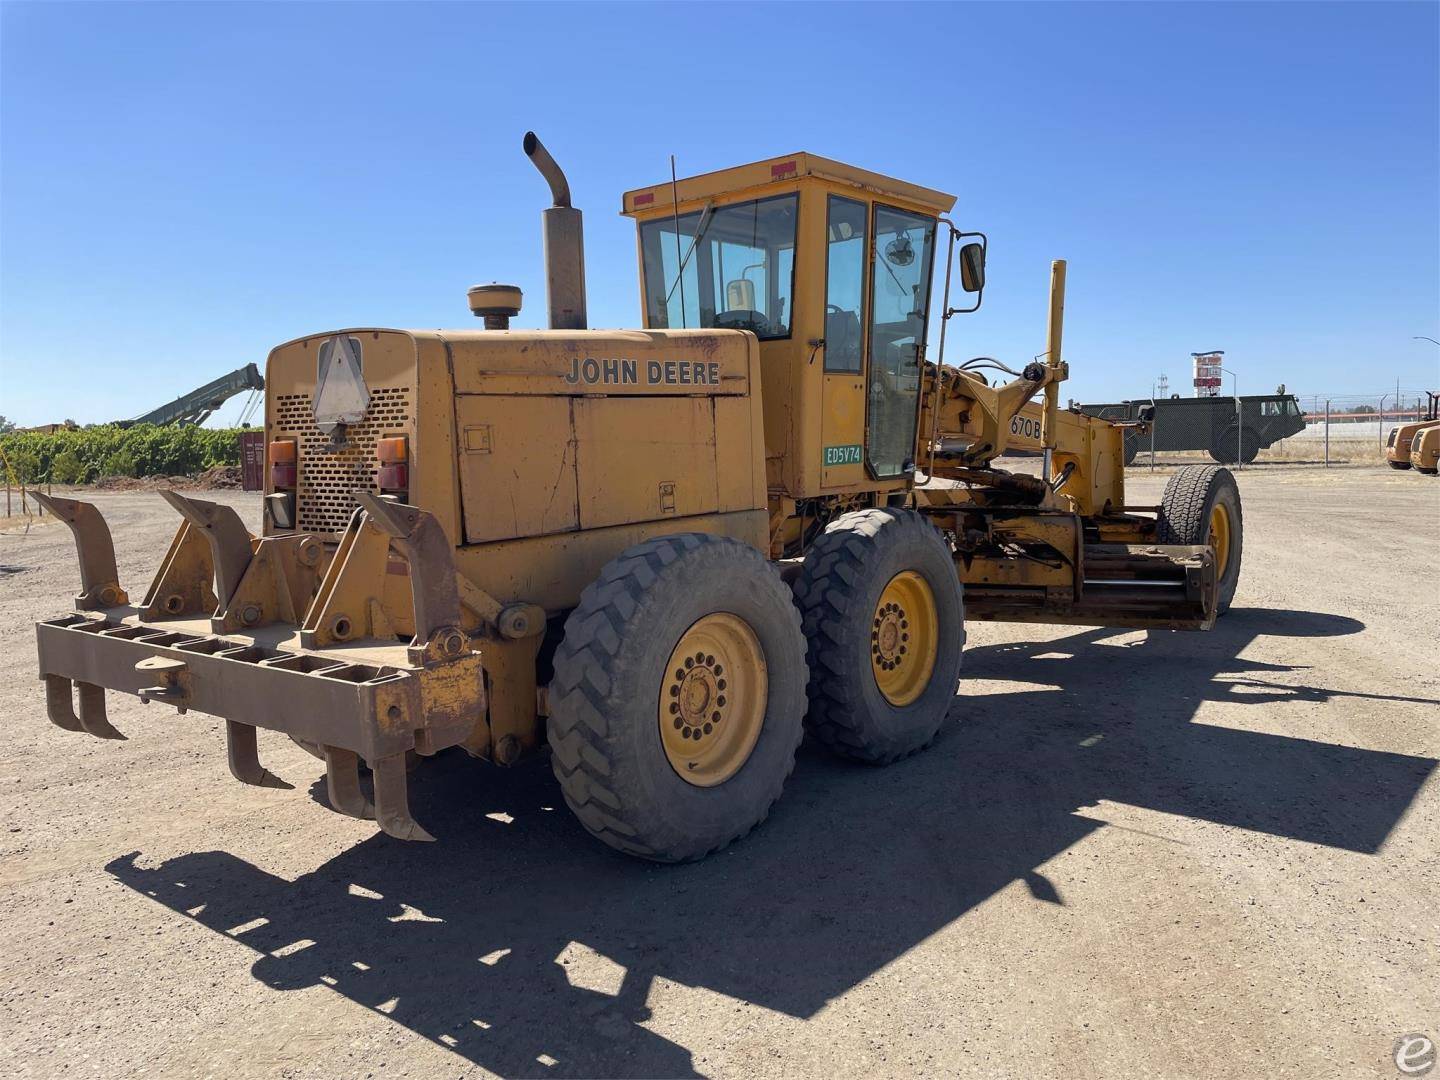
[1120,391,1435,469]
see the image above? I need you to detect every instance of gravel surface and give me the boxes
[1,467,1436,1079]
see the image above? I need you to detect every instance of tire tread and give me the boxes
[793,508,962,764]
[548,534,804,861]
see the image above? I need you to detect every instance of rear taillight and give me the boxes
[266,439,298,530]
[269,439,297,489]
[377,436,408,493]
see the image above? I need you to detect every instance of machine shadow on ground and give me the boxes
[107,608,1438,1079]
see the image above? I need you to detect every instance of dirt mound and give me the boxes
[196,465,243,489]
[93,465,243,492]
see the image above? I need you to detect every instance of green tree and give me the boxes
[51,446,87,484]
[100,447,139,478]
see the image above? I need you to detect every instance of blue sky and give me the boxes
[2,1,1437,426]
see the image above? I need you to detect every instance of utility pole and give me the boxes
[1219,367,1241,468]
[1324,400,1330,468]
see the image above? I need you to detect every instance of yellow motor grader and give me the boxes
[1387,392,1440,472]
[1411,425,1440,474]
[34,134,1242,859]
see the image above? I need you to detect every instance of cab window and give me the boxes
[865,205,937,477]
[639,194,798,339]
[823,196,868,373]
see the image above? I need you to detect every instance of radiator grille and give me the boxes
[272,387,413,535]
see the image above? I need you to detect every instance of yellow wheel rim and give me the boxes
[1208,503,1231,579]
[870,571,939,707]
[658,613,767,787]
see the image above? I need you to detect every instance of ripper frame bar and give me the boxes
[32,490,484,842]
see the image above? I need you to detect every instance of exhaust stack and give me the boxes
[523,131,587,330]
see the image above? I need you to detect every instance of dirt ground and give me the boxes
[1,465,1436,1080]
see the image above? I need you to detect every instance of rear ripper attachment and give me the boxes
[32,490,482,841]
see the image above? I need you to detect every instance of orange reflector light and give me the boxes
[377,437,408,463]
[269,439,297,463]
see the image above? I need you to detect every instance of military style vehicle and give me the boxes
[1081,392,1306,464]
[34,134,1242,860]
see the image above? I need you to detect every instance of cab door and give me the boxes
[864,205,938,479]
[820,195,869,487]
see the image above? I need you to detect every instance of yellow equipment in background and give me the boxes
[1411,424,1439,474]
[35,134,1242,859]
[1386,392,1439,469]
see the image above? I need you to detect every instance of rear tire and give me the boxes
[1209,428,1259,465]
[547,533,807,862]
[1158,465,1243,615]
[1387,459,1411,470]
[794,509,965,764]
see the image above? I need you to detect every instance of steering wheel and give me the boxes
[715,309,771,336]
[825,304,861,357]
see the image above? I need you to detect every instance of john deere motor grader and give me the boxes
[34,134,1242,860]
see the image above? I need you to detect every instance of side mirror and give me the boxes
[959,242,986,293]
[942,229,987,318]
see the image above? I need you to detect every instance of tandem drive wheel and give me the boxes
[1158,464,1244,615]
[547,533,807,862]
[794,508,965,764]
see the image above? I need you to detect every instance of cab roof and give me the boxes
[620,152,956,217]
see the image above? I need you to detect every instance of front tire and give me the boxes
[547,533,807,862]
[1210,428,1259,465]
[794,509,965,764]
[1158,465,1243,615]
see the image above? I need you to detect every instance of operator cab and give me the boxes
[622,154,961,501]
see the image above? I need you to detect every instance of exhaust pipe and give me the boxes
[523,131,587,330]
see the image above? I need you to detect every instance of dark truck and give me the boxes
[1080,393,1306,464]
